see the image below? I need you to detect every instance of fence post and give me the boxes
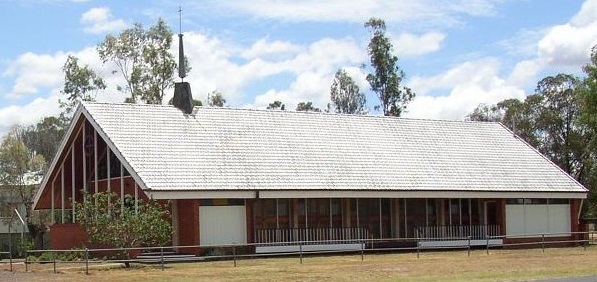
[8,233,12,272]
[25,251,28,272]
[416,237,420,259]
[53,251,56,274]
[486,235,489,255]
[583,231,587,251]
[360,240,364,261]
[9,249,13,272]
[467,236,471,257]
[299,243,303,264]
[160,246,165,271]
[233,243,237,267]
[541,234,545,253]
[85,248,89,275]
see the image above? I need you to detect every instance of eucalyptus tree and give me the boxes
[208,90,226,107]
[329,69,366,114]
[468,74,589,182]
[465,103,501,122]
[97,18,177,104]
[60,55,105,118]
[296,101,321,112]
[267,100,285,110]
[364,18,415,116]
[0,127,48,248]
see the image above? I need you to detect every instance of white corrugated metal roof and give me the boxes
[81,102,587,194]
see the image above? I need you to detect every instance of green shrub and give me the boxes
[18,239,34,257]
[59,248,84,261]
[36,252,56,263]
[26,255,38,262]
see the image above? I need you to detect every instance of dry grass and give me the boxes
[3,246,597,281]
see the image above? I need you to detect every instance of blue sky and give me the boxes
[0,0,596,136]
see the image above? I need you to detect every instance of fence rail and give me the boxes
[1,231,595,275]
[255,227,371,244]
[414,224,500,240]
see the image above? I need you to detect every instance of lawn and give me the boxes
[3,246,597,281]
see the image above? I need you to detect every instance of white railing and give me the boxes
[255,227,371,244]
[414,225,500,240]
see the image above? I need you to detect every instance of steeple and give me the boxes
[178,6,186,80]
[172,6,193,114]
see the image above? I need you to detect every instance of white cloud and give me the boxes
[81,7,127,34]
[0,95,62,137]
[241,38,304,60]
[0,46,127,136]
[214,0,500,27]
[571,0,597,27]
[498,28,547,57]
[175,32,365,107]
[409,58,500,95]
[507,59,545,88]
[253,69,342,110]
[537,0,597,66]
[2,52,68,99]
[392,32,446,57]
[2,31,362,135]
[406,58,526,120]
[487,0,597,97]
[249,38,365,109]
[173,32,247,102]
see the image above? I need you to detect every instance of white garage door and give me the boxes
[505,205,525,236]
[505,203,570,236]
[199,206,247,246]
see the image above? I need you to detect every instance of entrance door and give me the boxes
[199,206,247,246]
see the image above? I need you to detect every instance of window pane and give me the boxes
[549,199,569,205]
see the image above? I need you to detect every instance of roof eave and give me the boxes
[145,188,587,200]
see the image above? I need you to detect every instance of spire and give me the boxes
[172,6,193,114]
[178,6,186,80]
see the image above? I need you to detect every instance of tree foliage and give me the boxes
[364,18,415,116]
[208,90,226,107]
[16,117,65,162]
[60,55,106,118]
[465,103,501,122]
[75,191,172,262]
[267,100,285,110]
[97,19,177,104]
[0,127,46,199]
[534,74,586,175]
[329,69,367,114]
[581,46,597,149]
[0,127,48,248]
[468,73,593,210]
[296,101,321,112]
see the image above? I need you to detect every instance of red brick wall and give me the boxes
[49,223,142,258]
[497,199,506,235]
[246,199,254,244]
[50,223,88,250]
[177,199,200,255]
[570,199,585,242]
